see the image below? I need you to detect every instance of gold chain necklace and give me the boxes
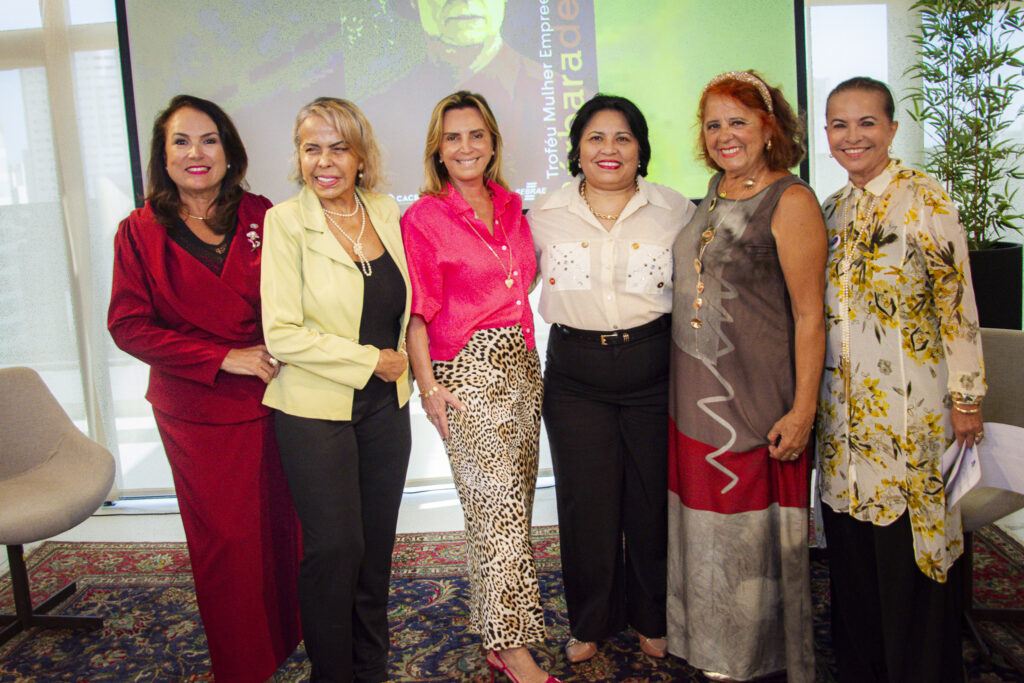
[462,212,515,288]
[579,177,639,221]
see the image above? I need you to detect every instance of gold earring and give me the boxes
[766,139,773,151]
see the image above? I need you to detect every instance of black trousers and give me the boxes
[274,398,411,683]
[542,322,669,641]
[821,505,965,683]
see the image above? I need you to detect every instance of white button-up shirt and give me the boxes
[529,176,696,331]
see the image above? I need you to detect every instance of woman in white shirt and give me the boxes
[529,94,696,665]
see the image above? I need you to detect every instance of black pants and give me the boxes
[542,321,669,641]
[822,505,965,683]
[274,398,411,683]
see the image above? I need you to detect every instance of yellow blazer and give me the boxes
[261,185,412,420]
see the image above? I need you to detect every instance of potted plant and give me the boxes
[904,0,1024,329]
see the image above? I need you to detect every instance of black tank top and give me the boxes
[353,249,406,412]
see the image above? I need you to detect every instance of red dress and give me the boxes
[108,194,302,681]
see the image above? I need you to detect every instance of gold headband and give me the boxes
[703,71,774,114]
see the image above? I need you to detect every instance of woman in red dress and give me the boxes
[108,95,302,682]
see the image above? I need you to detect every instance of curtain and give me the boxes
[0,0,169,497]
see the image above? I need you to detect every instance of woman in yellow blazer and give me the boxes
[261,97,412,683]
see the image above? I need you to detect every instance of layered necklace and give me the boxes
[323,196,372,276]
[579,177,639,221]
[689,172,761,329]
[462,210,515,288]
[837,188,880,405]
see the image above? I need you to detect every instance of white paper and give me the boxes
[942,440,981,509]
[941,422,1024,530]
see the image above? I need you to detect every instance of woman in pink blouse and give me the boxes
[402,91,558,683]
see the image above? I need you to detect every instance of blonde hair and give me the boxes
[290,97,383,191]
[420,91,508,197]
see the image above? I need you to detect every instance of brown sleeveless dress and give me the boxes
[666,174,815,682]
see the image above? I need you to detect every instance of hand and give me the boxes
[421,384,466,440]
[767,409,814,462]
[951,405,984,449]
[374,348,408,383]
[220,344,280,384]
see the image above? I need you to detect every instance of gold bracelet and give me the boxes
[951,391,981,405]
[419,385,440,399]
[953,403,981,415]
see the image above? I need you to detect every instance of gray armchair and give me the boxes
[0,366,115,645]
[963,328,1024,657]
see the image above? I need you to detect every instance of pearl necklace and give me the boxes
[323,196,372,276]
[838,188,879,405]
[579,177,638,221]
[323,200,361,218]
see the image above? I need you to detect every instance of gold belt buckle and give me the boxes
[600,333,615,346]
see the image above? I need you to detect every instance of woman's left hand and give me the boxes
[767,409,814,461]
[952,405,985,449]
[220,344,281,384]
[374,348,408,382]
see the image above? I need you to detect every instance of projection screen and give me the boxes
[119,0,804,207]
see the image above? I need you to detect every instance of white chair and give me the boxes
[0,366,115,645]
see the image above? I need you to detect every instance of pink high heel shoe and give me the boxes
[485,650,562,683]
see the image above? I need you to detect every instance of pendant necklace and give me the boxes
[323,195,372,276]
[463,212,515,288]
[180,209,228,254]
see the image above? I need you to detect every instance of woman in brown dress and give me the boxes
[666,71,826,682]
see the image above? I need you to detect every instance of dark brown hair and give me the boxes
[826,76,896,122]
[697,71,806,172]
[147,94,248,233]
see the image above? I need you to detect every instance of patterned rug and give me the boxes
[1,525,1023,681]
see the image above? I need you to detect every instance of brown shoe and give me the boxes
[637,633,667,659]
[565,638,597,663]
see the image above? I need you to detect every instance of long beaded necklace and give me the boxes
[690,172,760,329]
[323,195,372,276]
[462,212,515,288]
[579,177,638,221]
[838,188,880,405]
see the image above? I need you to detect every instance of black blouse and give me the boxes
[354,249,406,411]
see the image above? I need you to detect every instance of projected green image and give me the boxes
[594,0,799,197]
[124,0,799,205]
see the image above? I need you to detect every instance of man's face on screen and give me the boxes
[416,0,506,47]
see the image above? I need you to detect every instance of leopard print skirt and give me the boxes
[432,325,546,650]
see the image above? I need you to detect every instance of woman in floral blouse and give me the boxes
[816,76,985,682]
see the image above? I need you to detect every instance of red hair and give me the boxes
[696,71,806,172]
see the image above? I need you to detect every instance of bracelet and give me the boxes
[419,385,440,399]
[951,391,981,405]
[953,403,981,415]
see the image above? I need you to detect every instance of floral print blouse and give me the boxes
[816,160,986,582]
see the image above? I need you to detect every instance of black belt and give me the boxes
[554,315,669,346]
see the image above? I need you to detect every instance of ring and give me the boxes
[268,357,279,367]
